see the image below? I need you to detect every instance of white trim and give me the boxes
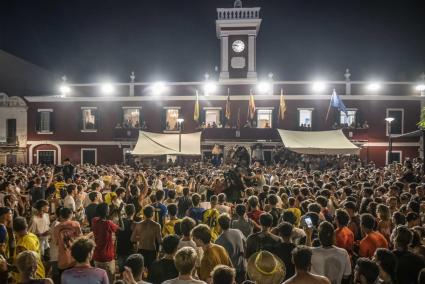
[24,94,425,103]
[80,129,98,133]
[81,106,98,110]
[27,140,135,146]
[256,107,275,110]
[163,106,181,109]
[203,107,223,110]
[163,130,180,134]
[386,108,404,136]
[297,107,314,110]
[81,148,97,164]
[385,150,402,165]
[36,150,56,164]
[37,132,53,135]
[363,142,419,147]
[122,106,142,109]
[37,108,53,112]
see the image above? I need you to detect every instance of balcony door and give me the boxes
[6,119,16,144]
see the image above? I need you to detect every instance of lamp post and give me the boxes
[177,118,184,152]
[385,117,395,164]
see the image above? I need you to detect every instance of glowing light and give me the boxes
[312,81,326,92]
[256,81,272,94]
[177,118,184,123]
[203,82,217,95]
[151,81,168,95]
[367,82,381,91]
[385,117,395,123]
[59,85,71,95]
[416,84,425,92]
[101,83,114,95]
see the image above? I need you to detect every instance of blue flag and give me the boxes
[326,89,347,121]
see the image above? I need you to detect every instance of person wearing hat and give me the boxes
[247,250,285,284]
[283,246,330,284]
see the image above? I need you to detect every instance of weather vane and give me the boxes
[234,0,242,8]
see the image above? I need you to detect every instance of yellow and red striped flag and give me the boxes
[278,89,287,120]
[194,90,200,122]
[248,89,256,120]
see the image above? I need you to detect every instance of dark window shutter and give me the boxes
[219,109,224,127]
[253,111,258,128]
[79,110,83,130]
[161,109,167,130]
[36,112,41,132]
[139,108,144,128]
[93,109,99,129]
[49,112,54,132]
[200,109,205,125]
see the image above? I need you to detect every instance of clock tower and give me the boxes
[216,1,262,81]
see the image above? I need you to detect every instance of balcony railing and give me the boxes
[342,128,369,141]
[202,128,280,141]
[0,136,18,146]
[217,7,260,20]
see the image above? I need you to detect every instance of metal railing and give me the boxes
[217,7,260,20]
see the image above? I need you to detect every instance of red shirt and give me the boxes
[359,231,388,258]
[335,227,354,254]
[92,217,119,262]
[247,209,264,225]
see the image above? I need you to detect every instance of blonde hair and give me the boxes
[174,247,197,275]
[16,251,38,276]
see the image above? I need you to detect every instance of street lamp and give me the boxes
[385,117,395,164]
[177,118,184,152]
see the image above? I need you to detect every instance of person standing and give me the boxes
[28,200,50,260]
[131,205,162,271]
[62,158,75,182]
[359,214,388,258]
[116,204,136,272]
[215,214,246,283]
[246,213,282,258]
[15,251,53,284]
[92,202,123,284]
[162,247,206,284]
[61,238,108,284]
[192,224,232,283]
[148,235,179,284]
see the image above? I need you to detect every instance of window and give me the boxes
[81,148,97,164]
[37,150,55,164]
[205,109,220,128]
[165,108,180,131]
[123,108,140,128]
[81,107,97,131]
[386,150,402,165]
[37,109,53,133]
[340,109,357,127]
[386,109,404,135]
[257,109,273,128]
[298,109,313,127]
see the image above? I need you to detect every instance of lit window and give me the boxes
[166,108,179,131]
[340,110,356,127]
[40,112,51,132]
[82,108,97,130]
[205,109,220,128]
[123,108,140,128]
[257,109,273,128]
[298,109,313,127]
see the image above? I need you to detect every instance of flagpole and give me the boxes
[325,89,333,122]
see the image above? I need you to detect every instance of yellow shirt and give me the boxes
[199,244,232,282]
[287,207,302,227]
[202,208,221,241]
[15,232,45,280]
[54,181,67,198]
[162,219,181,236]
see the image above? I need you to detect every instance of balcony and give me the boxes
[217,7,260,19]
[113,128,140,140]
[342,128,369,142]
[0,136,18,147]
[202,128,280,142]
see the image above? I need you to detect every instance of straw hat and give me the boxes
[247,251,286,284]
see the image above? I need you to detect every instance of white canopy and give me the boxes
[277,129,360,155]
[132,131,202,156]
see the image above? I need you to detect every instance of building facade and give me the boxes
[4,3,424,166]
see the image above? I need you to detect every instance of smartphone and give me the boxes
[304,216,313,228]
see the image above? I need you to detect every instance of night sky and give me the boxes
[0,0,424,83]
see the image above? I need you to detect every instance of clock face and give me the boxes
[232,40,245,53]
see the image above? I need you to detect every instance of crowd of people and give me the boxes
[0,154,424,284]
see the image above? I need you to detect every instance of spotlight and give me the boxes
[312,81,326,92]
[256,81,272,94]
[101,83,114,95]
[203,82,217,95]
[59,85,71,95]
[416,84,425,92]
[367,82,381,91]
[151,82,168,95]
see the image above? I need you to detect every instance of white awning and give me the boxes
[132,131,202,156]
[277,129,360,155]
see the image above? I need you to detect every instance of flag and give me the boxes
[248,89,256,120]
[278,89,287,120]
[225,88,231,120]
[326,89,347,121]
[194,90,200,122]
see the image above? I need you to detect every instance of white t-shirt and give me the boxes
[311,246,351,284]
[64,195,76,212]
[163,278,206,284]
